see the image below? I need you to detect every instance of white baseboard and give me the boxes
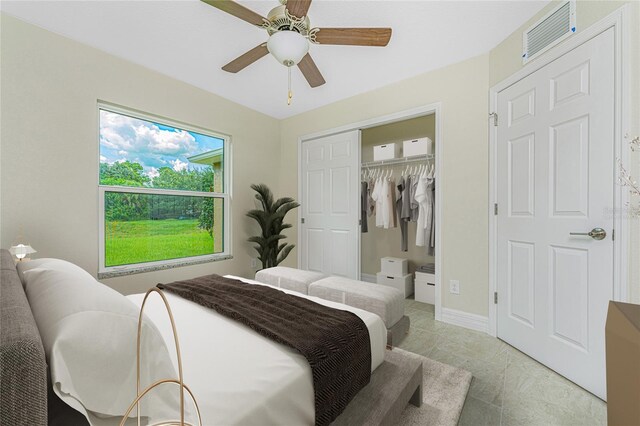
[360,273,377,283]
[441,307,489,334]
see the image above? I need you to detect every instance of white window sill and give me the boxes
[98,254,233,279]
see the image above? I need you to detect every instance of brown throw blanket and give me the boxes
[157,274,371,426]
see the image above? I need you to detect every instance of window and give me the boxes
[98,105,230,276]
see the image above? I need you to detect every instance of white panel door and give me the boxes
[496,28,614,399]
[300,131,360,278]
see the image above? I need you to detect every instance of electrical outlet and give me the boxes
[449,280,460,295]
[250,258,258,269]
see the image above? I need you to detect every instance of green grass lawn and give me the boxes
[105,219,213,267]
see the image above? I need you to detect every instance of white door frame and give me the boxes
[488,5,632,337]
[297,102,444,320]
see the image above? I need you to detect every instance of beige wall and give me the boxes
[489,0,640,302]
[0,14,281,295]
[360,115,436,276]
[280,54,491,316]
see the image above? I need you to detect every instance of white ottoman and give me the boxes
[309,276,409,346]
[255,266,326,295]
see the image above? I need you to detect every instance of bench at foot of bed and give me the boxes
[255,268,411,347]
[331,348,422,426]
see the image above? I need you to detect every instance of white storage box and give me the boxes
[373,143,400,161]
[377,272,414,298]
[381,257,408,277]
[403,137,433,157]
[415,271,435,304]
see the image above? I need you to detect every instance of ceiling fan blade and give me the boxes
[222,44,269,73]
[298,53,325,88]
[313,28,392,47]
[201,0,266,27]
[286,0,312,19]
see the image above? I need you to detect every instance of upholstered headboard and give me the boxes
[0,249,47,425]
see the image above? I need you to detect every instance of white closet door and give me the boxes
[300,131,360,279]
[496,28,614,399]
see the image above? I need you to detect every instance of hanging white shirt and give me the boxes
[414,172,433,246]
[371,177,384,227]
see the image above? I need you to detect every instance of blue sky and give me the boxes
[99,109,224,178]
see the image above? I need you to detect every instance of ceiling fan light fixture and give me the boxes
[267,30,309,66]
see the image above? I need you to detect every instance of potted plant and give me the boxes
[246,184,300,269]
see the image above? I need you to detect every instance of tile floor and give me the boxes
[397,298,607,426]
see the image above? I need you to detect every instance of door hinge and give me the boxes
[301,217,305,224]
[494,292,498,304]
[489,112,498,126]
[494,203,498,216]
[612,229,615,241]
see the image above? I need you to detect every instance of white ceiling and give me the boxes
[1,0,549,119]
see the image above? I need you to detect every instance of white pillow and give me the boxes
[17,259,178,425]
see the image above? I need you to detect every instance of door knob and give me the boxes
[569,228,607,240]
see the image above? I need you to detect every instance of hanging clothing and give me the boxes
[414,173,434,249]
[401,175,412,221]
[388,179,398,229]
[409,175,420,222]
[396,177,408,252]
[360,181,368,233]
[371,177,385,228]
[428,178,436,256]
[426,177,435,256]
[367,179,375,217]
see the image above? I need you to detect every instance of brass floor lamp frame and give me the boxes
[119,288,202,426]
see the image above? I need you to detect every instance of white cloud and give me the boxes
[171,159,188,172]
[100,155,107,162]
[99,110,197,168]
[147,167,160,179]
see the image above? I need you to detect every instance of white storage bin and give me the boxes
[403,137,433,157]
[373,143,400,161]
[376,272,414,298]
[415,271,435,304]
[381,257,408,277]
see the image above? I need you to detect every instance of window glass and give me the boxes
[104,192,224,267]
[98,107,228,272]
[99,109,224,192]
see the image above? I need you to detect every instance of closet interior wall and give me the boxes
[360,114,436,278]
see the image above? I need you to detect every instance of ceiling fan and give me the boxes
[202,0,392,100]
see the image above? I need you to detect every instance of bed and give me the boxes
[126,275,387,425]
[0,250,422,426]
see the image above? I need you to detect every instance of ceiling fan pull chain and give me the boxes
[287,65,293,105]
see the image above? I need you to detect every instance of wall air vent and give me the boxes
[522,1,576,64]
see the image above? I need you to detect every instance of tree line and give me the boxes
[101,161,215,236]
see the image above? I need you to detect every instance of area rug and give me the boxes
[395,348,473,426]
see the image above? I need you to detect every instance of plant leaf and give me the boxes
[276,244,295,266]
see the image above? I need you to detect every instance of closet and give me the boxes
[359,114,436,305]
[298,111,438,307]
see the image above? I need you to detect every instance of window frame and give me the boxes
[97,102,232,278]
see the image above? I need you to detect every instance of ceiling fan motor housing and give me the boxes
[266,5,310,36]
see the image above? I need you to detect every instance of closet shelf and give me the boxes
[362,154,434,168]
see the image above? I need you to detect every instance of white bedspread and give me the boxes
[126,275,386,426]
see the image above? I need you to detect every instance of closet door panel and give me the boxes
[300,131,360,278]
[328,230,350,277]
[330,167,350,215]
[306,228,324,273]
[306,169,325,215]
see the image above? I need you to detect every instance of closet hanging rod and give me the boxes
[362,154,434,168]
